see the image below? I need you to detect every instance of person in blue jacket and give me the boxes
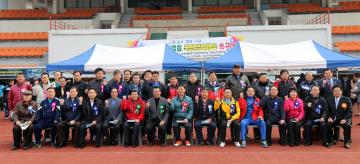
[33,87,61,148]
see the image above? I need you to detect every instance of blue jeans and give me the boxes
[240,118,266,141]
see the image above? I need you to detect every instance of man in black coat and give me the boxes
[326,85,352,149]
[303,85,330,147]
[79,88,104,148]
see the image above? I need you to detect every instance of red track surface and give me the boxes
[0,112,359,164]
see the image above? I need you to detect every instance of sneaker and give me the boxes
[344,143,350,149]
[185,140,191,147]
[174,141,182,147]
[34,143,41,148]
[261,141,268,148]
[219,142,225,148]
[234,142,241,148]
[166,134,172,140]
[5,117,9,120]
[241,141,246,148]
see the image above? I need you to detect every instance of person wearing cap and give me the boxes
[56,87,82,148]
[326,85,352,149]
[79,88,104,148]
[12,89,37,150]
[171,85,194,147]
[238,87,268,148]
[8,72,32,120]
[274,69,296,99]
[88,68,107,101]
[103,88,123,146]
[260,86,286,146]
[145,87,169,146]
[33,87,61,148]
[55,76,70,100]
[284,88,304,147]
[121,89,145,147]
[215,88,241,148]
[225,64,250,100]
[303,85,330,147]
[105,69,127,100]
[194,88,216,146]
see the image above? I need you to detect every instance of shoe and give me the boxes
[166,134,172,140]
[206,141,214,146]
[160,143,166,147]
[261,141,268,148]
[185,140,191,147]
[147,141,154,146]
[124,143,130,148]
[344,143,350,149]
[323,142,331,148]
[267,141,272,146]
[95,144,101,148]
[234,142,241,148]
[197,140,203,146]
[219,142,225,148]
[331,140,337,145]
[11,146,19,150]
[23,146,29,150]
[56,143,66,149]
[304,142,312,146]
[34,143,41,148]
[174,141,182,147]
[5,117,9,120]
[241,141,246,148]
[51,142,57,147]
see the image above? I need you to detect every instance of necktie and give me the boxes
[61,88,64,96]
[335,98,339,108]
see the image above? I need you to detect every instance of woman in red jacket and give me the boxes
[284,88,304,147]
[238,87,268,148]
[121,89,145,147]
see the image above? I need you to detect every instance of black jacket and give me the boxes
[141,81,166,101]
[326,96,352,121]
[185,81,203,102]
[82,98,104,123]
[55,86,70,100]
[304,95,328,120]
[298,80,318,100]
[70,80,88,98]
[88,79,106,101]
[194,99,215,121]
[260,96,285,122]
[61,97,82,122]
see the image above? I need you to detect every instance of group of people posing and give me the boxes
[7,65,359,150]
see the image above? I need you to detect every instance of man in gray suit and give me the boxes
[145,87,169,146]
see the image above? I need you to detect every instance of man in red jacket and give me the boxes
[121,89,145,147]
[8,73,32,120]
[238,87,267,148]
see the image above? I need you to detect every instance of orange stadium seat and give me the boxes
[0,47,48,57]
[0,32,48,41]
[332,25,360,34]
[198,6,248,14]
[335,41,360,52]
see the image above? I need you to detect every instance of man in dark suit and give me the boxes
[55,76,70,100]
[326,85,352,149]
[319,68,341,99]
[145,87,169,146]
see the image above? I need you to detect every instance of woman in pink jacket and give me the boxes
[284,88,304,147]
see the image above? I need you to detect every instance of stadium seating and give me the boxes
[288,2,360,14]
[0,32,48,41]
[332,25,360,34]
[0,8,104,19]
[134,7,182,15]
[132,15,183,21]
[198,6,248,14]
[197,14,249,19]
[0,47,48,57]
[335,41,360,51]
